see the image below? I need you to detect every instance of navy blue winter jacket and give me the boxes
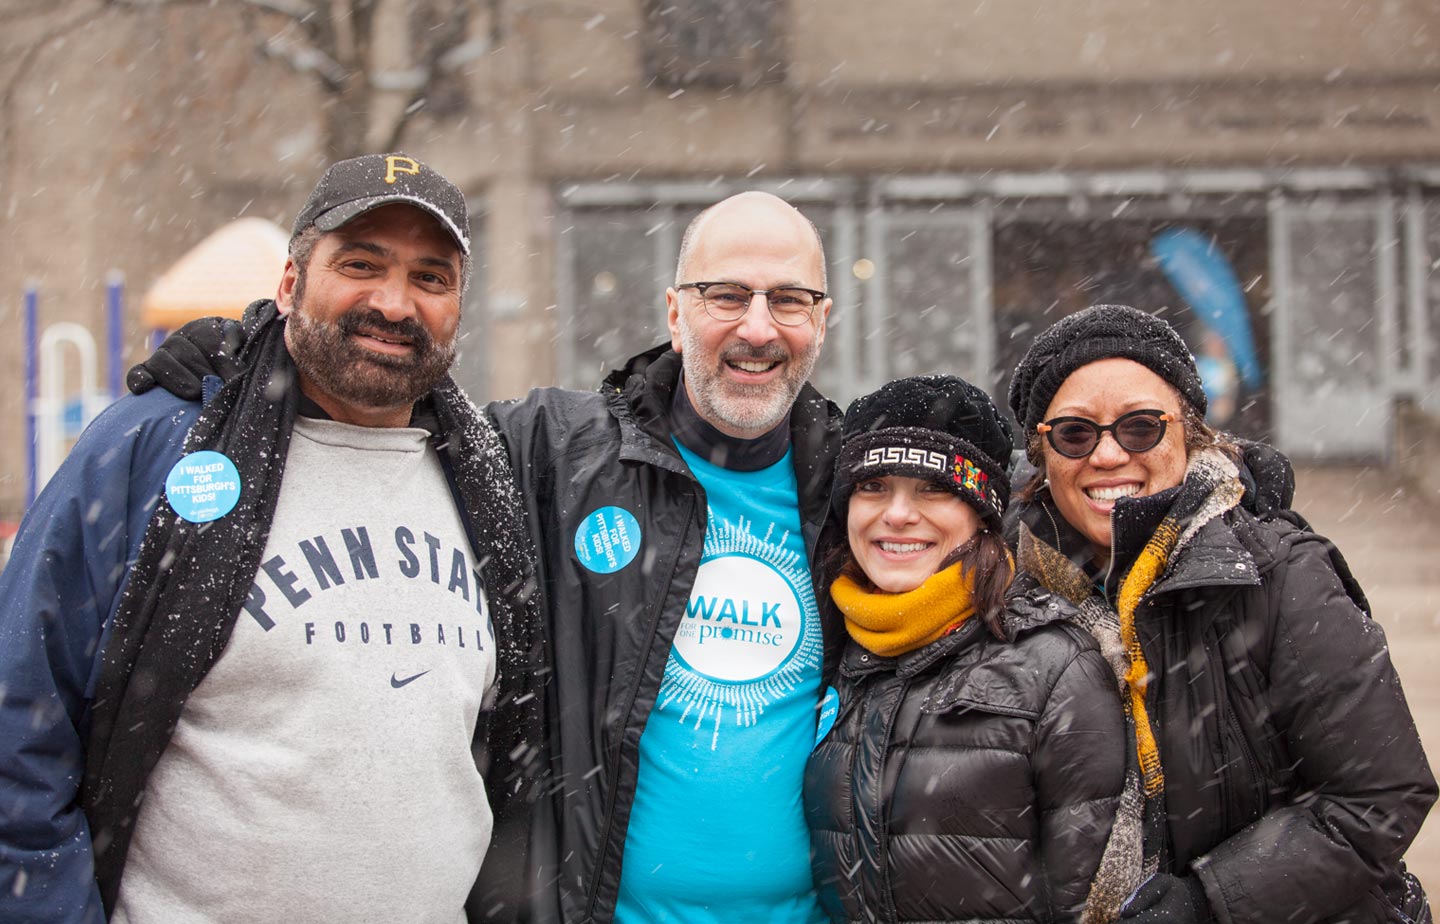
[0,389,199,923]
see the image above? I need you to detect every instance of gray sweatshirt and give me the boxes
[114,416,497,924]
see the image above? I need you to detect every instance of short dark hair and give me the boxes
[288,225,325,306]
[289,224,324,271]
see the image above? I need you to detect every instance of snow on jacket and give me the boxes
[0,389,200,923]
[1012,488,1437,924]
[804,582,1126,924]
[0,375,538,924]
[482,345,844,923]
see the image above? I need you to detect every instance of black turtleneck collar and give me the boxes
[1107,485,1181,575]
[296,391,333,421]
[670,372,791,471]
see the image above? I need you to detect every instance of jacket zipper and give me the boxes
[1223,701,1263,834]
[874,673,911,924]
[581,487,699,922]
[1103,528,1119,605]
[1213,609,1266,832]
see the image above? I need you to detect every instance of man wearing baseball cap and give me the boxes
[0,154,542,924]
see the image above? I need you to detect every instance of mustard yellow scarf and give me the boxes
[1114,450,1244,798]
[1020,449,1244,800]
[830,563,976,657]
[1016,450,1243,923]
[1115,524,1174,798]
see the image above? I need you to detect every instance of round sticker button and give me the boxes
[574,506,642,574]
[814,686,840,749]
[165,450,241,523]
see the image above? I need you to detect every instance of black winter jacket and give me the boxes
[1014,488,1437,924]
[804,584,1126,924]
[484,345,844,923]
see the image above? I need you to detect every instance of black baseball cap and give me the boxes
[291,153,470,255]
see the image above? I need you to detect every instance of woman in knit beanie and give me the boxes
[803,374,1127,924]
[1007,304,1434,924]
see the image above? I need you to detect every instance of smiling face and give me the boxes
[847,475,984,594]
[667,193,831,439]
[279,203,462,428]
[1040,357,1189,560]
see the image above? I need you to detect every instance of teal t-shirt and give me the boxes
[614,443,827,924]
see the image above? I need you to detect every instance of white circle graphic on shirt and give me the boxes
[672,553,803,682]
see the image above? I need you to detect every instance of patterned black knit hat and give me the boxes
[1007,304,1206,445]
[833,375,1013,530]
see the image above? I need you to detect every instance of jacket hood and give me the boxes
[602,343,677,435]
[1235,438,1295,517]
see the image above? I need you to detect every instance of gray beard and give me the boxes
[677,318,819,436]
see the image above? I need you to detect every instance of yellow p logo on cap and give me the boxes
[384,155,421,185]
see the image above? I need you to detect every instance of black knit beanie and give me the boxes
[1007,304,1206,448]
[833,375,1013,530]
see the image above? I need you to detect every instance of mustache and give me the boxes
[721,343,787,363]
[335,308,434,350]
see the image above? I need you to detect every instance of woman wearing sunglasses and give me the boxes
[805,375,1128,924]
[1007,304,1435,924]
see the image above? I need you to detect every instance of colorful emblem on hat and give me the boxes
[952,455,998,510]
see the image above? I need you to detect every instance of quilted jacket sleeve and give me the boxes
[1034,642,1128,921]
[1192,531,1437,924]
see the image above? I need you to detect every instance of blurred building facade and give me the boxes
[3,0,1439,517]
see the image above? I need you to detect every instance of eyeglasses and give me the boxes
[676,281,825,327]
[1037,409,1175,459]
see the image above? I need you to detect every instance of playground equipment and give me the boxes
[23,217,289,507]
[24,276,124,507]
[140,217,289,329]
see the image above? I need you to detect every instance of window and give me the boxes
[641,0,786,89]
[558,206,682,389]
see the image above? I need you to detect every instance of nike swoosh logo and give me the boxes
[390,670,430,689]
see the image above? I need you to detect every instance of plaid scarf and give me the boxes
[1017,449,1243,923]
[83,302,543,914]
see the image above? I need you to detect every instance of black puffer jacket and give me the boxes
[804,583,1126,924]
[1013,486,1437,924]
[484,345,844,923]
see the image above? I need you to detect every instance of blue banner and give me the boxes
[1151,227,1262,389]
